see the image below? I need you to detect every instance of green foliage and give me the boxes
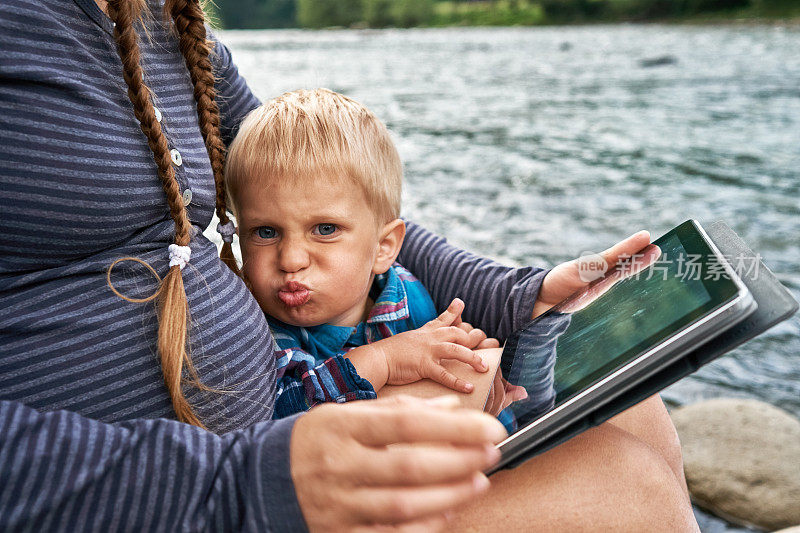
[297,0,363,27]
[392,0,436,26]
[215,0,296,28]
[751,0,800,15]
[602,0,680,19]
[681,0,751,15]
[211,0,800,29]
[602,0,754,19]
[363,0,395,26]
[431,0,546,26]
[538,0,606,22]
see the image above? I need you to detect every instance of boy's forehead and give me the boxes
[234,170,380,221]
[248,165,351,189]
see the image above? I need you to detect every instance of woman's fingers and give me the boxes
[351,402,507,447]
[391,514,449,533]
[291,402,504,532]
[355,514,449,533]
[351,443,500,486]
[350,473,491,524]
[601,230,650,268]
[291,401,506,531]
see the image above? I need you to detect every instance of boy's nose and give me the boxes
[277,239,311,273]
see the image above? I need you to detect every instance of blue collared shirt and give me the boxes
[270,263,438,419]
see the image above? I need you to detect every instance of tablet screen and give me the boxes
[499,220,743,432]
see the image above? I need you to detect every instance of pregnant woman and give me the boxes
[0,0,696,530]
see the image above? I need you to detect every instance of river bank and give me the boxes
[424,2,800,28]
[219,23,800,531]
[210,0,800,30]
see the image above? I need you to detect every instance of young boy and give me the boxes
[225,88,497,418]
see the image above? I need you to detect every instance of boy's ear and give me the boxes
[373,218,406,275]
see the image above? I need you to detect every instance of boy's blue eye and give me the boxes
[315,224,337,236]
[256,226,277,240]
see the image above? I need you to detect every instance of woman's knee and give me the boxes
[599,425,697,532]
[451,423,698,531]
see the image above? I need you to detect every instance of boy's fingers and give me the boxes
[507,385,528,402]
[426,362,474,393]
[430,298,465,328]
[436,343,488,372]
[455,321,474,335]
[484,385,497,414]
[501,378,528,403]
[485,377,502,415]
[440,325,490,351]
[476,337,501,349]
[466,327,487,347]
[439,326,472,346]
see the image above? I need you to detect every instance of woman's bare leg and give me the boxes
[607,394,690,500]
[452,405,698,532]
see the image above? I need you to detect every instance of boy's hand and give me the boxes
[452,318,501,350]
[484,371,528,416]
[532,230,652,319]
[374,299,493,393]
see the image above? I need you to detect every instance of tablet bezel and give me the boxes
[493,219,755,465]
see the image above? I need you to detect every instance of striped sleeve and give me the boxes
[398,221,551,342]
[210,33,261,146]
[0,400,306,532]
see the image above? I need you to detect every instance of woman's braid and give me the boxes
[108,0,205,428]
[169,0,239,273]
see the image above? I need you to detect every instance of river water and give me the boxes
[218,24,799,531]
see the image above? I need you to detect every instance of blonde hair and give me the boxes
[226,88,403,223]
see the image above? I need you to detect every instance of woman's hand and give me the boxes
[532,230,652,319]
[290,395,507,532]
[363,299,493,393]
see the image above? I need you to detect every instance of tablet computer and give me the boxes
[489,219,761,472]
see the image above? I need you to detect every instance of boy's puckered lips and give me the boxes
[278,281,311,307]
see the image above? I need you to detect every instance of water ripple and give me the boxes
[222,25,800,422]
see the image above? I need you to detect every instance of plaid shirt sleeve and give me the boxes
[271,332,377,420]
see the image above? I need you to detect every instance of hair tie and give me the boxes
[217,220,237,243]
[168,244,191,270]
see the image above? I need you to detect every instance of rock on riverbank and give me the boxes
[670,399,800,531]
